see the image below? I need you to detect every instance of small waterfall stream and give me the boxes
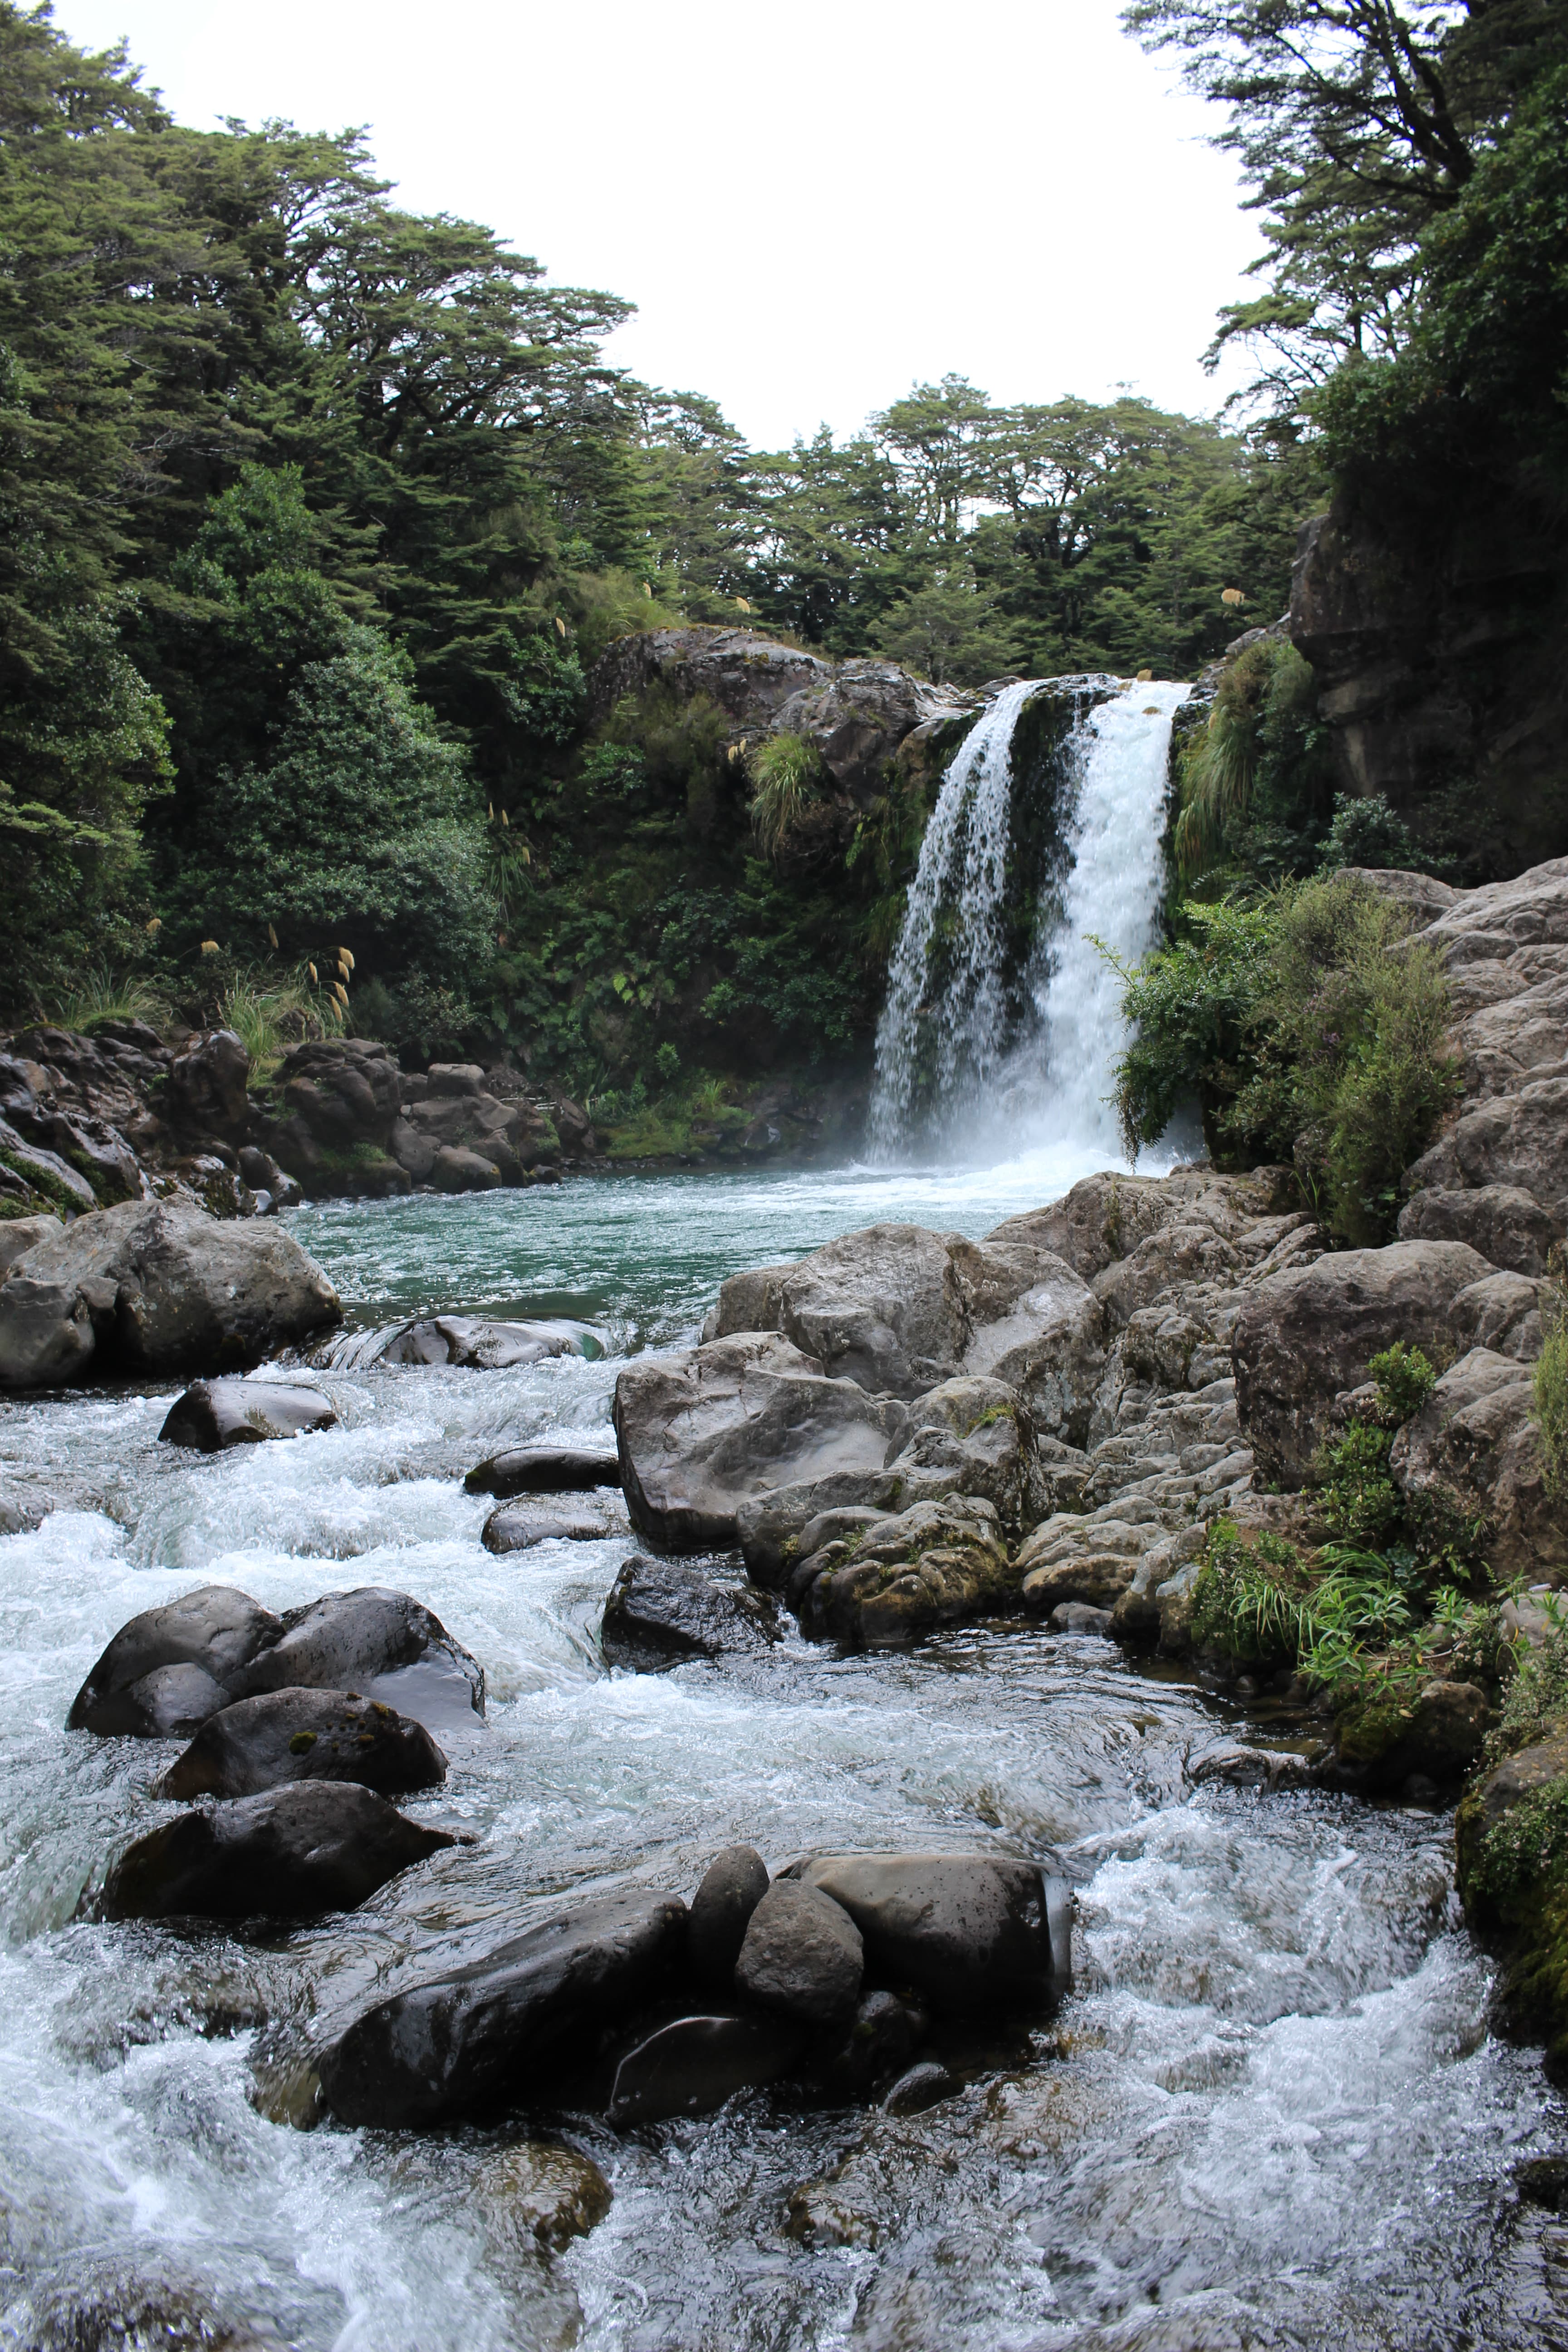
[869,676,1190,1161]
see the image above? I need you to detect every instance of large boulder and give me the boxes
[1232,1240,1496,1484]
[482,1504,604,1552]
[600,1556,780,1669]
[1391,1348,1568,1582]
[881,1377,1049,1530]
[158,1378,337,1451]
[234,1587,485,1731]
[789,1853,1066,2013]
[586,625,832,734]
[1397,1183,1560,1275]
[316,1889,691,2126]
[97,1781,455,1921]
[271,1038,403,1154]
[789,1495,1014,1646]
[466,1442,621,1496]
[167,1029,250,1138]
[67,1585,284,1738]
[734,1881,864,2025]
[157,1687,447,1801]
[612,1331,902,1550]
[1450,1076,1568,1224]
[772,659,970,800]
[0,1200,341,1389]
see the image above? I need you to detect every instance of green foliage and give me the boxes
[1369,1342,1438,1426]
[1538,1258,1568,1504]
[46,966,170,1036]
[1467,1778,1568,1913]
[1174,640,1338,888]
[1112,873,1456,1242]
[1316,792,1420,874]
[746,734,828,860]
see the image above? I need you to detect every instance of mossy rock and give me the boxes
[1331,1677,1487,1787]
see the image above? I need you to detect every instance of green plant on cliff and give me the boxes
[746,735,829,861]
[1536,1251,1568,1504]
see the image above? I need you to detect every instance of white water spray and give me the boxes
[869,676,1190,1162]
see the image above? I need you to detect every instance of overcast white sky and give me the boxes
[54,0,1261,450]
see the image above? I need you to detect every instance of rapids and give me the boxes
[0,1172,1563,2349]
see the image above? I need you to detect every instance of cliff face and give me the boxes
[1290,471,1568,879]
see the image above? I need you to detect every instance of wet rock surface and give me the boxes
[378,1315,588,1369]
[234,1587,485,1728]
[687,1844,771,1983]
[482,1504,606,1553]
[600,1556,781,1668]
[791,1853,1063,2013]
[158,1378,337,1451]
[788,1495,1014,1646]
[608,2010,803,2126]
[734,1880,865,2025]
[98,1781,456,1922]
[157,1687,447,1801]
[68,1586,284,1739]
[465,1442,621,1496]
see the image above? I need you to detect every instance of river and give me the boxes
[0,1167,1563,2351]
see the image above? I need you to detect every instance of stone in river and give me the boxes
[465,1443,622,1496]
[600,1557,780,1670]
[482,1504,603,1553]
[97,1781,456,1921]
[1049,1601,1115,1634]
[477,2139,613,2251]
[688,1844,770,1984]
[381,1315,587,1369]
[157,1686,447,1801]
[790,1853,1064,2013]
[233,1586,485,1731]
[734,1881,863,2026]
[794,1989,921,2103]
[67,1584,282,1738]
[158,1377,337,1451]
[608,2011,804,2127]
[883,2059,959,2115]
[316,1890,690,2127]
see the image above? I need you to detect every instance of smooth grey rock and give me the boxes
[0,1200,341,1390]
[157,1686,447,1801]
[612,1332,901,1550]
[431,1145,501,1192]
[381,1316,587,1369]
[98,1781,455,1921]
[482,1505,603,1553]
[735,1881,864,2026]
[67,1585,283,1737]
[466,1444,621,1496]
[608,2011,803,2127]
[882,1376,1049,1533]
[317,1889,691,2126]
[0,1213,61,1276]
[234,1586,485,1731]
[688,1845,770,1983]
[158,1378,337,1451]
[794,1853,1060,2013]
[1232,1240,1495,1484]
[1450,1269,1547,1361]
[1397,1182,1559,1274]
[600,1557,780,1670]
[1049,1602,1115,1634]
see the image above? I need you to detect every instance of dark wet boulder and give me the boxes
[790,1853,1066,2013]
[1050,1601,1115,1634]
[317,1888,691,2126]
[158,1377,338,1452]
[793,1988,922,2103]
[0,1200,341,1391]
[466,1443,621,1496]
[482,1504,604,1553]
[608,2011,804,2127]
[67,1584,283,1738]
[167,1027,250,1138]
[612,1331,902,1551]
[157,1686,447,1801]
[98,1781,456,1921]
[883,2060,958,2114]
[600,1557,781,1670]
[688,1844,771,1983]
[734,1880,864,2026]
[1331,1676,1490,1790]
[234,1586,485,1731]
[432,1145,502,1192]
[9,2255,276,2352]
[381,1316,588,1369]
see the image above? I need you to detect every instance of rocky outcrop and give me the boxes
[97,1781,455,1921]
[612,1332,902,1549]
[1290,474,1568,879]
[0,1201,341,1390]
[158,1687,447,1801]
[787,1495,1014,1647]
[1391,1348,1566,1581]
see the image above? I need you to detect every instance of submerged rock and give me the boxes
[477,2139,613,2251]
[613,1332,900,1549]
[157,1686,447,1801]
[600,1556,780,1669]
[688,1844,771,1984]
[317,1889,691,2126]
[608,2011,804,2127]
[0,1200,341,1391]
[158,1378,337,1452]
[466,1442,621,1495]
[734,1880,864,2026]
[68,1585,283,1738]
[98,1781,456,1921]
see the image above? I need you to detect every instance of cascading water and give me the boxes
[869,675,1191,1163]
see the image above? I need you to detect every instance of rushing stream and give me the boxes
[1,1171,1564,2351]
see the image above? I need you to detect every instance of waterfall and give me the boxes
[869,675,1191,1163]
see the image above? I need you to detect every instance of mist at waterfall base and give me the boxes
[869,677,1197,1182]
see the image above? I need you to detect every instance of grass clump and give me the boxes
[45,966,169,1036]
[1536,1249,1568,1504]
[747,735,828,861]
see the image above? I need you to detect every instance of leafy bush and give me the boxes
[1173,639,1335,885]
[1318,793,1419,875]
[747,734,828,860]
